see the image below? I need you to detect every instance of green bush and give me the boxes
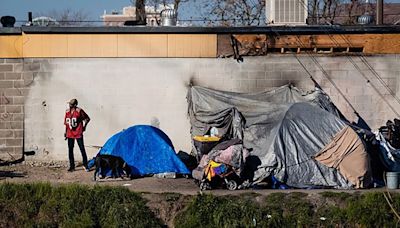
[174,194,263,228]
[0,183,162,228]
[175,192,400,228]
[2,183,400,228]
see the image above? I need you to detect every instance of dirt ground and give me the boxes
[0,163,201,195]
[1,163,399,196]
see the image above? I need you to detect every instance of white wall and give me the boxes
[23,56,400,161]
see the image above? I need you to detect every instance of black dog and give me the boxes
[93,155,131,181]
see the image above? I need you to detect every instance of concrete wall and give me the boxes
[0,59,31,160]
[0,55,400,161]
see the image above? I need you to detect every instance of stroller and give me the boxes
[192,139,249,191]
[199,160,241,191]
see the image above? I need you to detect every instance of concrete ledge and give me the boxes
[0,27,22,35]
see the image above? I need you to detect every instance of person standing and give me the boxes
[64,98,90,172]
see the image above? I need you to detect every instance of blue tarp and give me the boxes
[98,125,190,176]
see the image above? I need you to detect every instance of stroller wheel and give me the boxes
[226,180,238,190]
[200,181,211,191]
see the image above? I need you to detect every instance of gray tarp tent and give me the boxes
[188,85,371,189]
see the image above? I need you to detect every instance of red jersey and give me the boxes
[64,107,90,138]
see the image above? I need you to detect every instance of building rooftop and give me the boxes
[1,25,400,35]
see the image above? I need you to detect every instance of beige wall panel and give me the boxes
[44,35,68,57]
[168,34,217,57]
[146,34,168,57]
[91,35,118,57]
[22,34,43,57]
[18,33,400,57]
[0,35,22,58]
[117,34,168,57]
[68,35,92,57]
[201,34,217,57]
[23,34,68,57]
[168,34,183,57]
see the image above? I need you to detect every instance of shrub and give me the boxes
[0,183,162,228]
[175,192,400,228]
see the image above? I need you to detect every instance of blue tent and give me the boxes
[98,125,190,176]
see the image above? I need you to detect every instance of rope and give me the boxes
[295,0,400,117]
[274,26,360,116]
[271,0,400,121]
[322,29,400,117]
[383,172,400,222]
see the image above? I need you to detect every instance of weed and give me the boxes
[0,183,162,227]
[175,192,400,228]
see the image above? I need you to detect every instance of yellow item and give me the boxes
[193,135,220,142]
[205,160,222,181]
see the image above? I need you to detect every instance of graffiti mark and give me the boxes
[0,93,10,105]
[0,93,13,122]
[0,112,10,121]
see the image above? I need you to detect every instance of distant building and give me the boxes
[101,4,174,26]
[32,17,59,26]
[307,3,400,25]
[101,6,136,26]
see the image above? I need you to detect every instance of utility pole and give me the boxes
[376,0,383,25]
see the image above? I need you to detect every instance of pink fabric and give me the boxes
[214,146,234,164]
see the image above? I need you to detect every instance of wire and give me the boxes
[298,0,400,116]
[293,0,400,117]
[13,13,400,24]
[336,32,400,105]
[325,30,400,116]
[270,24,360,116]
[295,33,359,115]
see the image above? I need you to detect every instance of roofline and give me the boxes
[0,27,22,35]
[1,25,400,35]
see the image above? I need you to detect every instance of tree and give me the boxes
[34,9,91,26]
[308,0,343,25]
[307,0,377,25]
[135,0,147,24]
[321,0,342,24]
[202,0,266,26]
[345,0,359,24]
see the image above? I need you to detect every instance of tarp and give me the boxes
[376,133,400,172]
[98,125,190,176]
[188,85,371,188]
[315,126,371,188]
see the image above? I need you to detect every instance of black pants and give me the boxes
[68,137,88,169]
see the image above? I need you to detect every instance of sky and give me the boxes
[1,0,399,25]
[0,0,132,22]
[0,0,203,24]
